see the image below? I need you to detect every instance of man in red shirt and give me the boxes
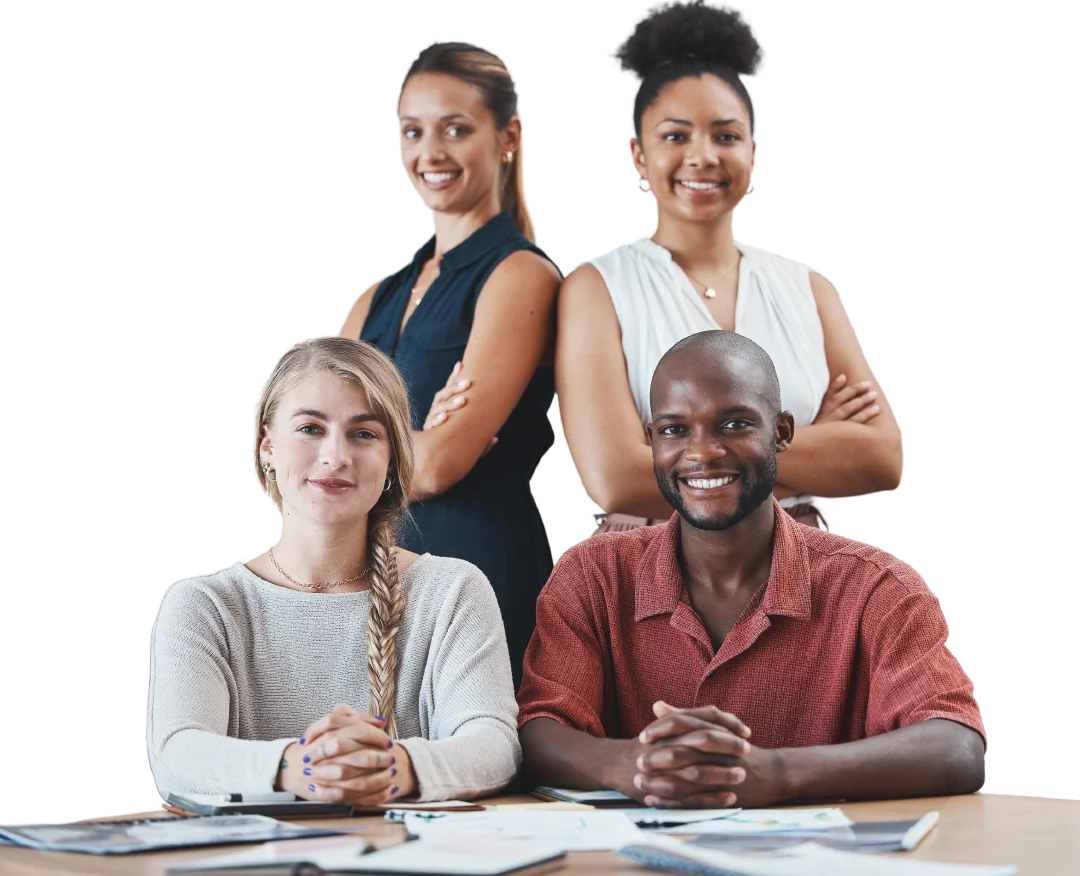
[518,330,984,807]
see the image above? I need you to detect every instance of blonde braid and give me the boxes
[366,513,404,738]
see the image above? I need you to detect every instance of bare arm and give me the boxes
[340,281,380,340]
[773,273,903,496]
[773,718,983,803]
[520,717,646,798]
[409,251,559,500]
[555,264,674,518]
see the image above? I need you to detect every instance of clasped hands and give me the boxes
[628,701,787,809]
[276,704,416,805]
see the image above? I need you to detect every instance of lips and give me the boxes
[675,179,727,194]
[681,473,739,491]
[420,170,461,190]
[309,478,355,494]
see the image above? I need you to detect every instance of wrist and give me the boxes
[770,747,796,804]
[390,742,419,799]
[275,741,304,794]
[601,738,646,798]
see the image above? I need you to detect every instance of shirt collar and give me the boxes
[634,499,812,623]
[411,212,518,272]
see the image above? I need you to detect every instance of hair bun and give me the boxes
[616,1,762,79]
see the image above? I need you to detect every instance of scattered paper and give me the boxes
[401,810,646,851]
[630,807,742,826]
[661,808,852,834]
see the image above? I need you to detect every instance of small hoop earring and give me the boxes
[747,183,755,194]
[638,177,651,193]
[502,151,514,165]
[261,461,276,483]
[383,476,394,493]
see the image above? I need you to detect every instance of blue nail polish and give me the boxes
[374,716,387,722]
[299,736,306,744]
[303,768,311,776]
[308,784,316,792]
[391,768,397,777]
[387,740,394,749]
[391,786,399,795]
[303,754,311,763]
[390,756,396,765]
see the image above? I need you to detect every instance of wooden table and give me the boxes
[1,794,1077,875]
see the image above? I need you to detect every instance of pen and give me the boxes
[207,792,299,803]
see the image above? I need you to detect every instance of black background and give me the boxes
[10,1,1071,820]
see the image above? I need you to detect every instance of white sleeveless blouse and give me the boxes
[589,239,830,508]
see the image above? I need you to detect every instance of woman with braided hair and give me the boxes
[147,337,520,805]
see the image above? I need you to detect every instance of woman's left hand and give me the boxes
[422,361,498,454]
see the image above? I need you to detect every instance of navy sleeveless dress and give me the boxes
[359,212,556,685]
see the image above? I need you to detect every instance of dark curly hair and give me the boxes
[616,1,762,136]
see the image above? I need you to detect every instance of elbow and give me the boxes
[581,468,623,514]
[866,434,903,493]
[937,724,986,796]
[412,457,467,501]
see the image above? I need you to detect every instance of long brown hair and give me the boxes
[255,337,415,737]
[403,42,535,242]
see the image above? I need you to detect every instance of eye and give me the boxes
[402,126,421,140]
[716,132,740,142]
[658,424,687,436]
[352,429,378,440]
[298,424,323,435]
[446,124,470,137]
[721,419,752,430]
[662,131,688,142]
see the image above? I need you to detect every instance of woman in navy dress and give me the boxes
[341,43,560,685]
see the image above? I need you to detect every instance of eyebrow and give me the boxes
[653,406,758,421]
[400,113,472,123]
[656,118,742,128]
[290,409,382,425]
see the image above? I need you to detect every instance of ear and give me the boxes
[631,137,647,179]
[259,429,273,463]
[501,116,522,155]
[774,411,795,453]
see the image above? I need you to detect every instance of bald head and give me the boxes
[650,330,782,416]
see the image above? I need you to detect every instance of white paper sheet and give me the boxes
[402,810,646,851]
[661,808,853,834]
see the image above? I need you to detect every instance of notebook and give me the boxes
[0,815,343,855]
[167,793,483,818]
[529,786,635,806]
[688,813,940,852]
[170,834,566,875]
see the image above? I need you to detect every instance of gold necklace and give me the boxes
[411,258,443,307]
[268,548,369,591]
[679,253,740,300]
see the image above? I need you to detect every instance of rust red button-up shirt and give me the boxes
[518,504,984,748]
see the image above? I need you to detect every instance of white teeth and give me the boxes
[685,476,736,489]
[423,172,459,183]
[679,180,721,190]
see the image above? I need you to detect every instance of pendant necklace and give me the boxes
[679,252,740,300]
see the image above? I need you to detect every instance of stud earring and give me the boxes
[502,151,514,165]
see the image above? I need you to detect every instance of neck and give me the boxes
[271,513,371,592]
[652,210,739,277]
[678,500,776,599]
[431,194,502,260]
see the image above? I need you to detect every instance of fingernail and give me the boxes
[634,774,644,789]
[303,754,311,763]
[391,786,399,795]
[390,756,396,765]
[308,784,316,792]
[374,716,387,722]
[388,740,394,749]
[391,768,398,777]
[303,768,311,776]
[733,768,746,781]
[867,391,877,399]
[299,736,306,744]
[457,380,468,388]
[638,731,648,743]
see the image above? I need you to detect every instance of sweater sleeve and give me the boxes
[146,581,294,796]
[398,567,522,801]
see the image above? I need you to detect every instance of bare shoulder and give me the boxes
[393,547,422,575]
[340,280,382,337]
[561,261,609,296]
[808,270,843,310]
[488,248,561,289]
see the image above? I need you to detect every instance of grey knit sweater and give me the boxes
[146,554,522,802]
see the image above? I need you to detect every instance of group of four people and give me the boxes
[147,2,982,809]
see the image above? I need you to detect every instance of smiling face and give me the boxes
[398,72,519,216]
[259,370,392,528]
[648,353,793,531]
[632,74,755,224]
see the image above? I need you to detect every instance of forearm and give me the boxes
[409,428,482,501]
[401,721,521,801]
[582,443,674,519]
[520,718,643,797]
[777,720,984,803]
[776,421,902,497]
[151,727,294,796]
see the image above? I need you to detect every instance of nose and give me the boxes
[415,131,448,164]
[683,427,728,463]
[319,429,350,470]
[684,133,720,169]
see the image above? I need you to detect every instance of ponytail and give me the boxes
[501,146,534,242]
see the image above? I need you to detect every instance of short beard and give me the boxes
[656,443,778,532]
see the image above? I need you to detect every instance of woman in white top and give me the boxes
[146,338,520,804]
[556,2,902,530]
